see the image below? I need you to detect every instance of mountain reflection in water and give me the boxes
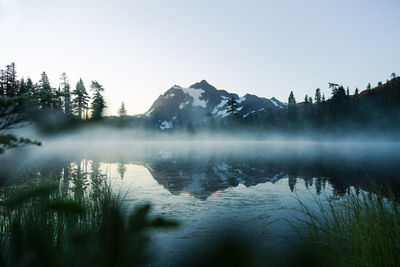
[2,141,400,263]
[3,141,400,198]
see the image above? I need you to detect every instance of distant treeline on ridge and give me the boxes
[1,62,400,136]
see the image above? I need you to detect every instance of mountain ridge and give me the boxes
[139,80,286,129]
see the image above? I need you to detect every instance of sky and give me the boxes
[1,0,399,115]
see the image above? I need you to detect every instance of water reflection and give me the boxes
[3,142,400,263]
[3,142,400,198]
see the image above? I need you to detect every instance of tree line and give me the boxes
[0,62,106,122]
[0,62,109,152]
[219,72,400,134]
[1,61,400,136]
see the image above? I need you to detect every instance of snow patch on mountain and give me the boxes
[175,86,207,108]
[243,111,255,118]
[144,108,154,117]
[212,99,229,114]
[160,120,173,130]
[216,108,229,118]
[270,98,284,108]
[179,101,190,110]
[142,80,286,129]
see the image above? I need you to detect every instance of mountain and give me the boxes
[146,153,287,199]
[139,80,286,129]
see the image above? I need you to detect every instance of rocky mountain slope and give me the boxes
[139,80,286,129]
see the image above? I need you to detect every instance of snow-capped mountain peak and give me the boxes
[142,80,286,129]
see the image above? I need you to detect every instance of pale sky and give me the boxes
[1,0,399,115]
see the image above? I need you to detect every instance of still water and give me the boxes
[2,140,400,263]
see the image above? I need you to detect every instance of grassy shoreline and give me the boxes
[1,176,399,266]
[294,188,400,267]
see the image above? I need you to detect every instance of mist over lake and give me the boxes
[3,129,400,264]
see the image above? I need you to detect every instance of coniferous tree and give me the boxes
[0,93,41,153]
[54,86,64,112]
[18,78,27,95]
[72,78,89,119]
[60,73,72,116]
[227,96,238,115]
[329,83,348,122]
[118,102,127,117]
[36,72,54,110]
[22,77,36,113]
[26,77,34,93]
[391,73,397,79]
[303,95,312,122]
[287,91,297,123]
[315,88,321,104]
[0,69,4,96]
[0,64,40,153]
[329,83,346,99]
[367,83,371,91]
[90,81,106,120]
[4,63,18,97]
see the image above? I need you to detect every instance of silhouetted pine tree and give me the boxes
[90,81,106,120]
[287,91,297,124]
[18,77,27,95]
[315,88,321,104]
[36,72,54,110]
[72,78,89,119]
[227,96,238,115]
[4,63,18,97]
[0,70,4,96]
[0,64,41,153]
[60,73,72,116]
[118,102,127,117]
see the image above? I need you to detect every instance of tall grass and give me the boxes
[0,177,178,267]
[295,188,400,267]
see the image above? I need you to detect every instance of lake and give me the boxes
[2,138,400,264]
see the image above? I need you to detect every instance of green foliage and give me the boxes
[0,174,179,267]
[295,189,400,267]
[72,78,90,119]
[90,81,106,120]
[314,88,321,104]
[60,73,72,116]
[36,72,62,111]
[287,91,297,123]
[0,134,41,154]
[0,63,18,97]
[118,102,127,118]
